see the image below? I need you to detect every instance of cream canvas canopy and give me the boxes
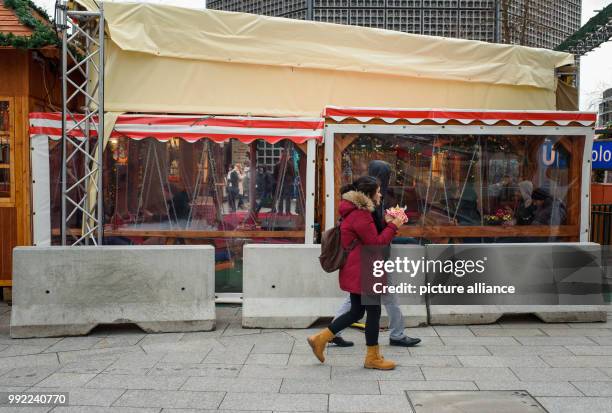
[76,0,574,121]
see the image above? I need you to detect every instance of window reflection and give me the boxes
[0,101,10,199]
[339,134,579,242]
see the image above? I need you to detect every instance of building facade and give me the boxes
[599,88,612,129]
[207,0,581,49]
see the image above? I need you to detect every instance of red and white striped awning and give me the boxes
[324,107,597,127]
[29,113,324,144]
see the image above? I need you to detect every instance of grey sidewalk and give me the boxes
[1,302,612,412]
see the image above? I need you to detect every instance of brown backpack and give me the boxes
[319,214,359,273]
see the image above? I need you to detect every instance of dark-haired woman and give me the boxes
[307,176,405,370]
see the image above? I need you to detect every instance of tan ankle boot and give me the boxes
[364,345,396,370]
[307,328,335,363]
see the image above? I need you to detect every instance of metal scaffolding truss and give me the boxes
[567,18,612,56]
[55,1,105,246]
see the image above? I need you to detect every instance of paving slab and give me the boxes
[181,377,282,393]
[148,363,241,378]
[469,328,545,337]
[331,366,423,381]
[84,374,188,390]
[329,394,412,413]
[514,336,598,346]
[245,353,289,366]
[458,356,548,368]
[379,380,477,394]
[408,346,490,356]
[565,345,612,355]
[113,389,225,409]
[421,367,517,382]
[219,393,328,411]
[440,337,520,346]
[33,372,97,388]
[280,378,379,395]
[0,353,59,370]
[536,397,612,413]
[474,380,583,396]
[238,365,331,380]
[511,367,611,382]
[52,408,160,413]
[541,355,612,367]
[485,345,572,356]
[571,381,612,396]
[42,337,104,353]
[0,366,59,386]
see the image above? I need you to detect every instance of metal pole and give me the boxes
[60,1,68,246]
[83,18,91,246]
[58,2,104,246]
[97,3,105,245]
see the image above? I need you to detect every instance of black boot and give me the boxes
[331,336,354,347]
[390,337,421,347]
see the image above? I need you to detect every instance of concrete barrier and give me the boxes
[10,246,216,338]
[242,244,427,328]
[425,243,607,325]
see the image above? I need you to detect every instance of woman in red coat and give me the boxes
[308,176,405,370]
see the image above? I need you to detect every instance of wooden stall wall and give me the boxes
[0,49,28,284]
[0,49,62,286]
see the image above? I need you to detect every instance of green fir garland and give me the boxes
[0,0,59,49]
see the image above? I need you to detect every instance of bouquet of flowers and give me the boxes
[385,205,409,224]
[484,208,513,225]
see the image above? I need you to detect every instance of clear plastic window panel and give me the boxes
[47,138,308,292]
[340,134,581,242]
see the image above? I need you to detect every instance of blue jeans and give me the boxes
[333,291,406,340]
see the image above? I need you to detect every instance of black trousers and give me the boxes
[328,293,381,346]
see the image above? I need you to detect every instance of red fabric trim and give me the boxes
[324,107,597,123]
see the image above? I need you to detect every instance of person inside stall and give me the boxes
[171,181,191,228]
[236,163,246,210]
[273,149,295,215]
[243,159,251,202]
[255,166,267,213]
[513,180,536,226]
[489,174,515,211]
[226,163,242,212]
[531,187,567,226]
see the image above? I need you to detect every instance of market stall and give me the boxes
[29,112,322,295]
[323,107,597,243]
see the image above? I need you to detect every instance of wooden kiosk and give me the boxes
[0,0,61,293]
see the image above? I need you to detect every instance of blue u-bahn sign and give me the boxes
[592,141,612,170]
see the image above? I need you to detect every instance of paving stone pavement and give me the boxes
[1,302,612,412]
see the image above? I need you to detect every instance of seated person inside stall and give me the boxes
[531,187,567,226]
